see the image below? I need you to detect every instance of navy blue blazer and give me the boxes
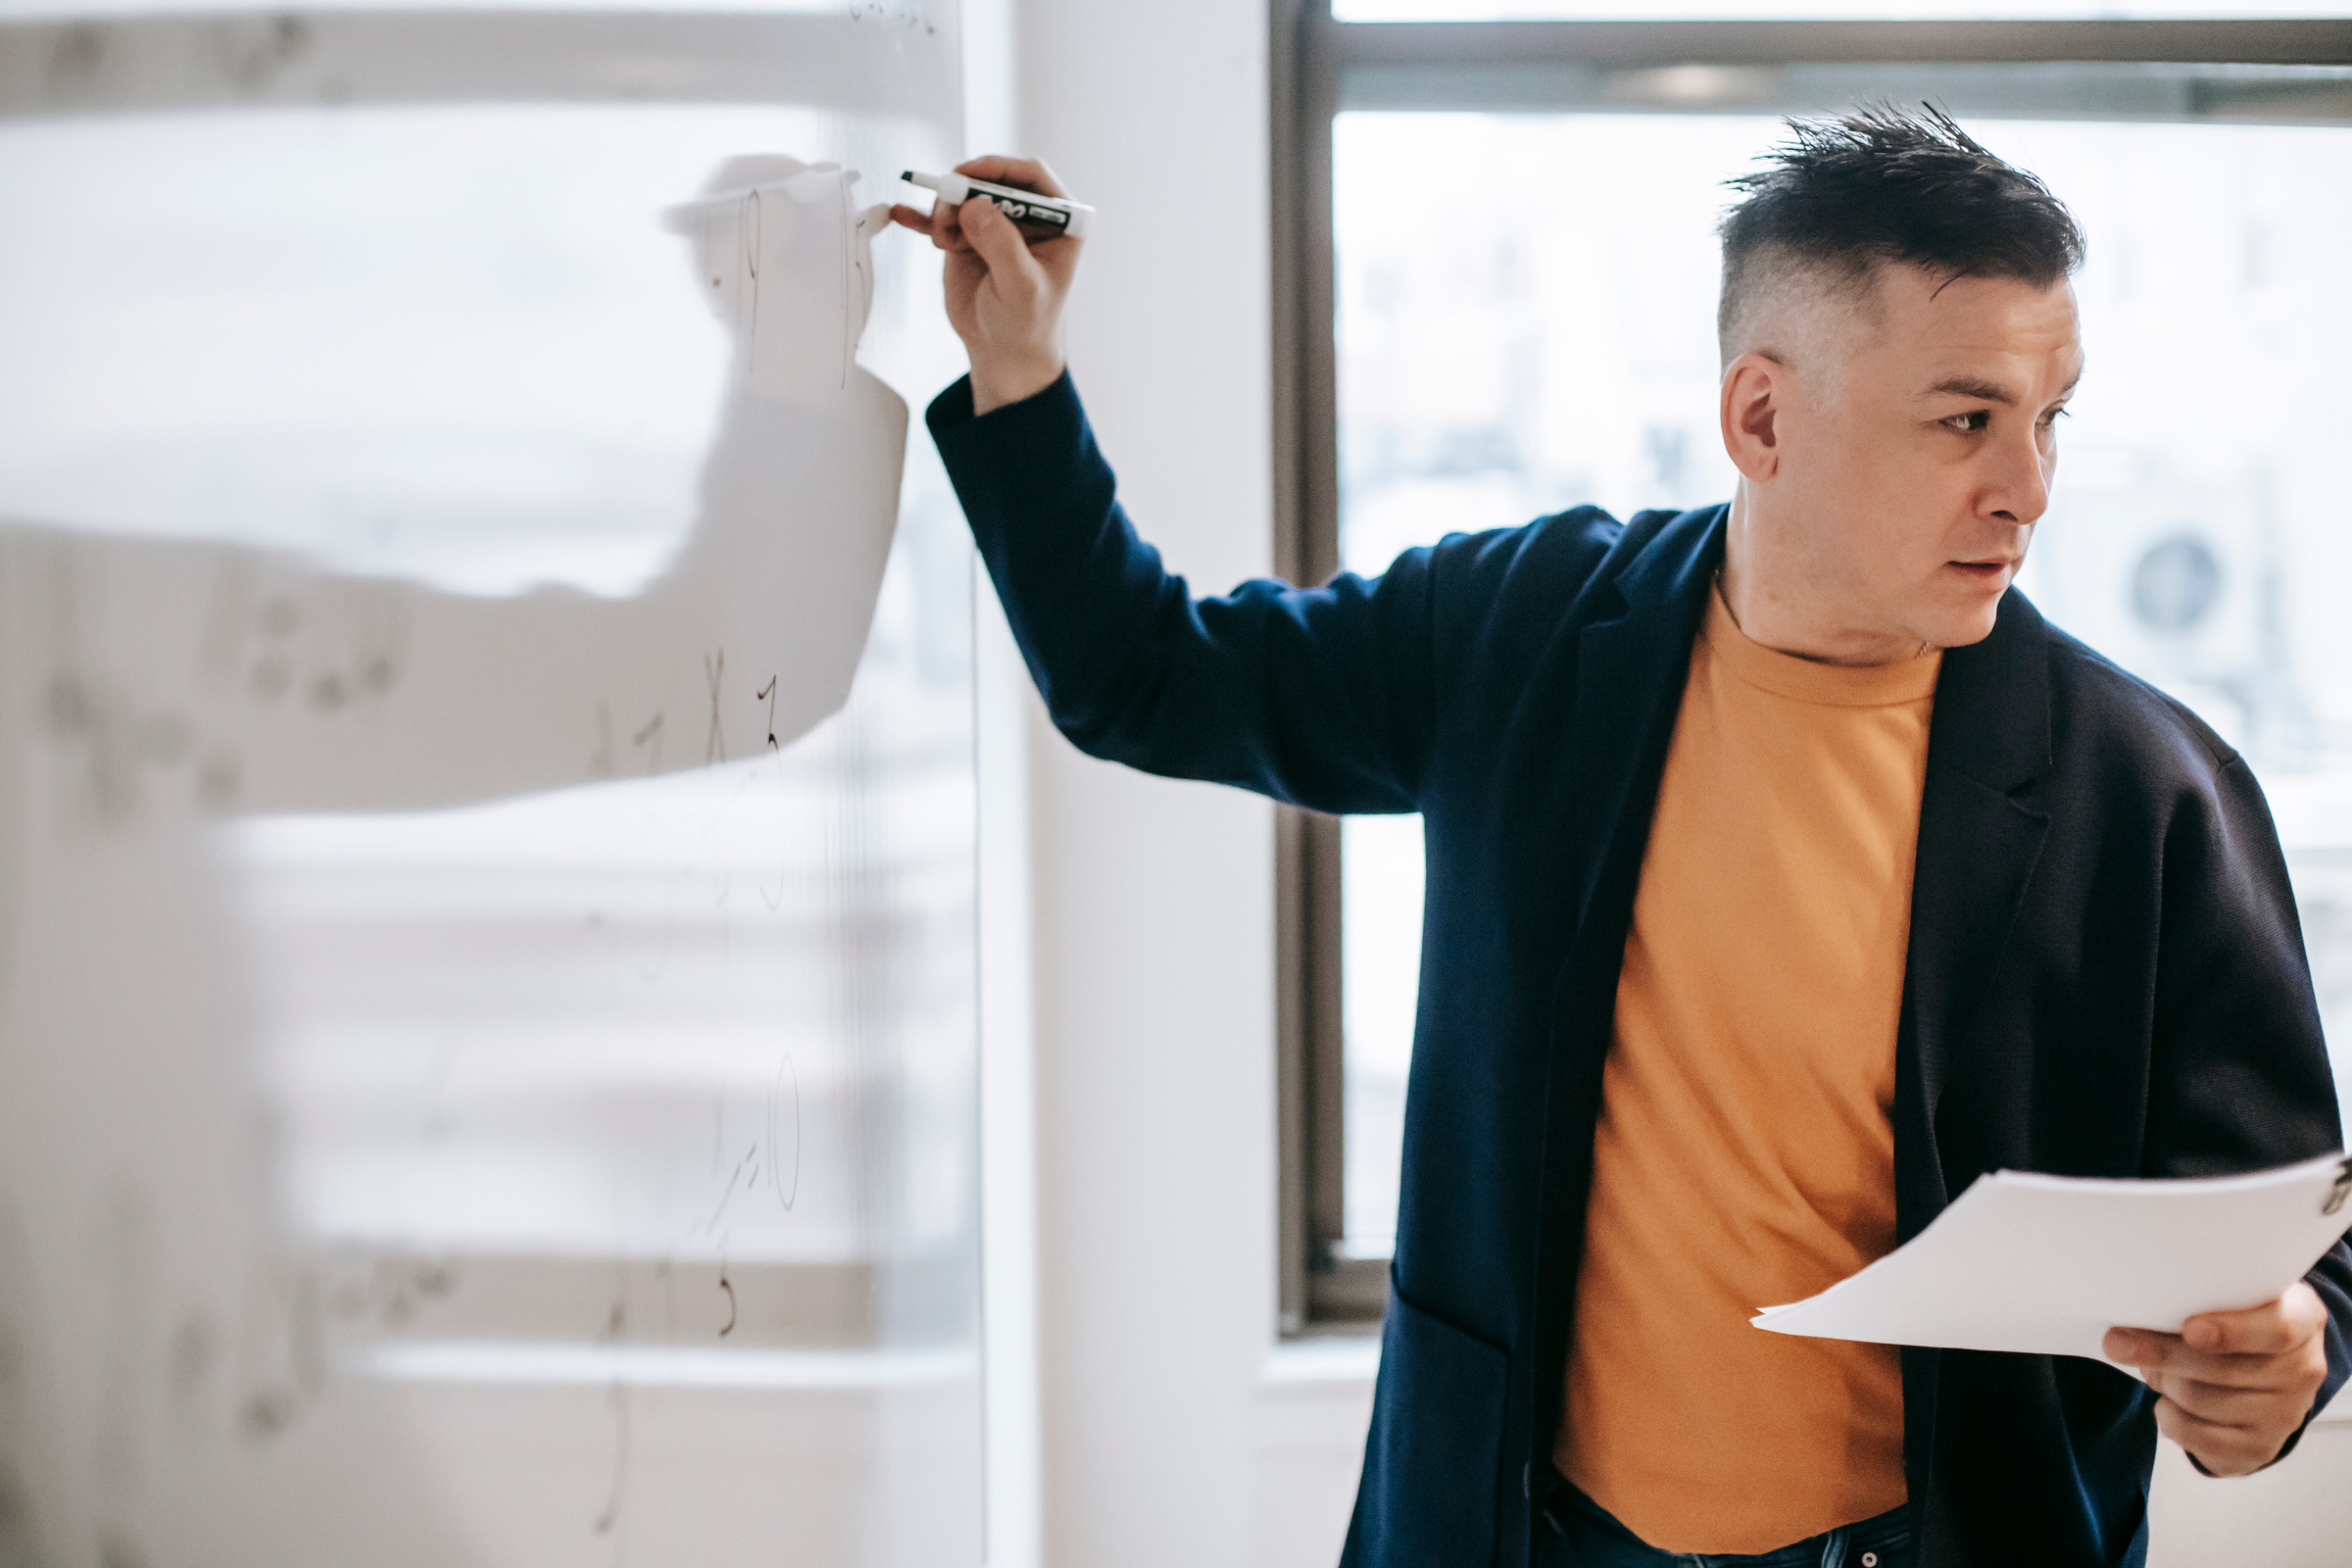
[929,372,2352,1568]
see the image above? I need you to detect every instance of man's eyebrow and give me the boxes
[1923,372,2083,406]
[1925,375,2014,404]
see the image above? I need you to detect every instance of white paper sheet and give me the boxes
[1752,1152,2352,1362]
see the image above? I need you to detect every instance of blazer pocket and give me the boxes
[1356,1277,1510,1568]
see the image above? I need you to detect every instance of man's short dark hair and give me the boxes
[1716,104,2086,362]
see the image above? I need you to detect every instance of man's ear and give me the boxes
[1719,353,1787,483]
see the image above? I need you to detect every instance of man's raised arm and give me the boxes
[894,157,1441,815]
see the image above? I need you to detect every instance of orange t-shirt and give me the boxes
[1555,585,1939,1554]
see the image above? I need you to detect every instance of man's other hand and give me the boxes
[2103,1281,2331,1477]
[888,156,1080,416]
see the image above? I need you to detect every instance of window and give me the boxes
[1270,2,2352,1329]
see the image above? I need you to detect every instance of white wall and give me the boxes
[980,4,1380,1567]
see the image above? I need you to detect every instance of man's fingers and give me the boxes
[2183,1308,2295,1355]
[958,197,1047,294]
[1029,233,1085,288]
[2118,1300,2327,1482]
[2106,1327,2212,1375]
[2183,1282,2328,1356]
[2158,1375,2310,1426]
[2174,1350,2322,1391]
[2113,1287,2329,1480]
[953,155,1068,200]
[2153,1395,2258,1446]
[2154,1397,2280,1477]
[883,195,983,253]
[2109,1329,2323,1390]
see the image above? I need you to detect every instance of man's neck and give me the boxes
[1720,497,1927,668]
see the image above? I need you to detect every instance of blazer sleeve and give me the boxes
[2143,752,2352,1455]
[929,373,1437,815]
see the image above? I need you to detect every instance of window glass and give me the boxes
[1335,109,2352,1255]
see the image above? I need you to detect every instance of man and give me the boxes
[892,108,2352,1568]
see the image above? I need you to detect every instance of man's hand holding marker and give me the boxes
[889,158,1082,416]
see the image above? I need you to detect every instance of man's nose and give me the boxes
[1984,423,2052,527]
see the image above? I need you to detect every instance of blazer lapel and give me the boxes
[1557,509,1724,930]
[1895,588,2054,1225]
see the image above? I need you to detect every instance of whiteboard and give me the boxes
[0,9,984,1566]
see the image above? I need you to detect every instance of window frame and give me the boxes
[1267,0,2352,1333]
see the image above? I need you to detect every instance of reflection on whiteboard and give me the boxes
[0,132,979,1568]
[5,158,906,827]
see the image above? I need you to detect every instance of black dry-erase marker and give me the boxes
[902,171,1095,240]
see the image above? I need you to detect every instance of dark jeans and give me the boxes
[1535,1484,1914,1568]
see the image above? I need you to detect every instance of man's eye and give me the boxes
[1943,410,1991,434]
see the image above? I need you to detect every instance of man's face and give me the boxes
[1760,265,2082,653]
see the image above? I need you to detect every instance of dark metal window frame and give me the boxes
[1268,2,2352,1333]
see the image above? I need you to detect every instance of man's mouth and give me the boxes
[1949,560,2013,579]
